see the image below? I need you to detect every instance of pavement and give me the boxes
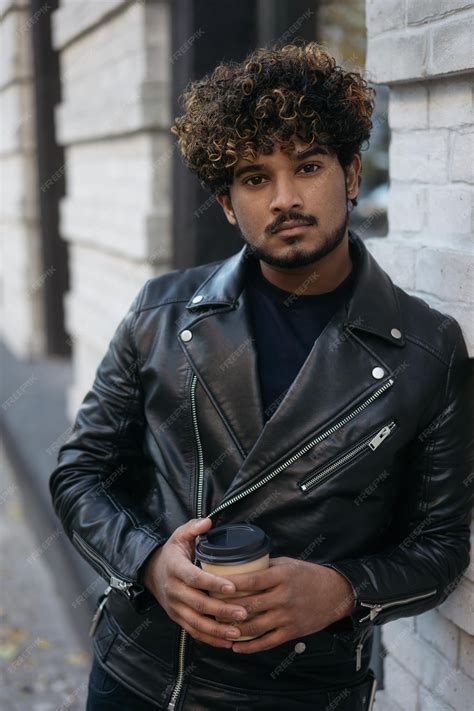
[0,442,92,711]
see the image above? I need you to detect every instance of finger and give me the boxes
[174,601,243,642]
[174,612,235,649]
[224,566,281,593]
[177,583,248,622]
[175,558,238,595]
[230,610,280,643]
[269,557,291,566]
[174,517,213,543]
[232,627,285,654]
[222,590,278,617]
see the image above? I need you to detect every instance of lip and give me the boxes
[274,223,311,236]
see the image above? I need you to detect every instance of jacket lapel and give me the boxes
[178,231,406,502]
[179,283,266,458]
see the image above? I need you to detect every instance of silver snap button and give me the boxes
[192,295,204,303]
[294,642,306,654]
[390,328,402,339]
[372,367,385,379]
[180,330,193,342]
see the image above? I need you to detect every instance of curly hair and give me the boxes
[170,41,376,207]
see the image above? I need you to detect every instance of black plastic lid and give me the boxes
[195,523,272,565]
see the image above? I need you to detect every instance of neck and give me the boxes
[258,234,353,296]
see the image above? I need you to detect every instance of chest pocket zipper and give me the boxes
[299,420,398,494]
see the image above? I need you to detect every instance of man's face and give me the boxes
[217,136,361,269]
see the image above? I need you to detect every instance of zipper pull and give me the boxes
[368,422,396,451]
[89,585,112,637]
[358,604,383,623]
[109,576,134,597]
[355,641,363,671]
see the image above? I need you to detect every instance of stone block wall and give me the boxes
[0,0,45,357]
[363,2,474,708]
[51,0,173,419]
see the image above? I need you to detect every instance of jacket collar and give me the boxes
[185,230,405,348]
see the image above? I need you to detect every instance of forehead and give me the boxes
[235,140,331,164]
[232,139,333,178]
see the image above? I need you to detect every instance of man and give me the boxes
[50,42,472,711]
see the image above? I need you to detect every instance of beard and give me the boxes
[236,204,350,269]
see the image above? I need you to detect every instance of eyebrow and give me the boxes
[233,146,330,180]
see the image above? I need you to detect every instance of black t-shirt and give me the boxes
[246,254,357,422]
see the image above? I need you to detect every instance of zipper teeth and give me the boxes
[358,589,437,623]
[71,530,133,585]
[167,374,204,711]
[300,420,397,492]
[191,375,205,519]
[361,589,437,610]
[208,378,395,517]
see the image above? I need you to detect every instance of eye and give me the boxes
[242,175,266,186]
[299,162,320,174]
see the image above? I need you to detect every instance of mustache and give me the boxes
[266,212,317,235]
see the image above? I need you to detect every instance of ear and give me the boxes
[216,192,237,226]
[344,154,362,201]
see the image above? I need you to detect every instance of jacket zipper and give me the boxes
[299,420,398,493]
[207,377,395,518]
[352,587,436,671]
[72,530,136,597]
[357,588,438,623]
[89,585,112,637]
[167,374,205,711]
[166,374,394,708]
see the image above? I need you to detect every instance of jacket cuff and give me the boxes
[321,562,373,634]
[125,536,169,614]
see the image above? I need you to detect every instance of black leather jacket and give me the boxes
[50,230,472,710]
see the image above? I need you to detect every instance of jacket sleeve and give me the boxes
[49,281,168,613]
[322,319,473,633]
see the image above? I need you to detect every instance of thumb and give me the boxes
[180,516,213,540]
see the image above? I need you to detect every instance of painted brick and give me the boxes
[388,183,426,232]
[51,0,125,51]
[364,237,417,290]
[450,131,474,183]
[390,130,449,184]
[0,7,33,87]
[436,666,474,710]
[429,77,473,128]
[439,579,474,635]
[383,654,419,709]
[373,689,404,710]
[389,83,428,129]
[426,186,472,236]
[417,609,460,664]
[459,629,474,679]
[366,0,406,35]
[407,0,473,25]
[429,14,474,76]
[415,245,474,302]
[418,685,455,711]
[366,29,428,83]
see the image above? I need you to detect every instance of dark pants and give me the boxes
[86,654,164,710]
[86,653,377,710]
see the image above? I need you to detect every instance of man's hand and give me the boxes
[221,557,355,654]
[141,517,249,649]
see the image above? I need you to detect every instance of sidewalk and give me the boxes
[0,443,91,710]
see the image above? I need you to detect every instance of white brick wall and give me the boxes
[0,1,45,357]
[365,2,474,709]
[366,3,474,83]
[51,0,172,419]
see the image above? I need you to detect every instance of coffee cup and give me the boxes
[195,523,272,641]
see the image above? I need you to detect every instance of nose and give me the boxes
[269,176,303,214]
